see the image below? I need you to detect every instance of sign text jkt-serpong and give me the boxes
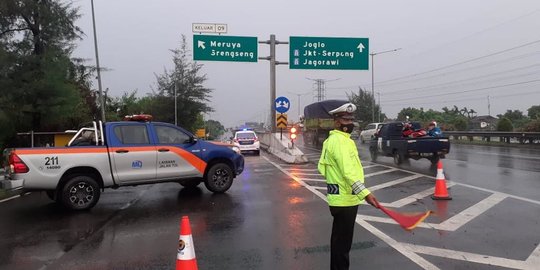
[289,36,369,70]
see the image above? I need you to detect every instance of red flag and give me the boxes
[378,205,432,231]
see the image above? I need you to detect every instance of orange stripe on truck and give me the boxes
[168,147,207,175]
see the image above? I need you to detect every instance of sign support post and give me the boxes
[259,35,288,132]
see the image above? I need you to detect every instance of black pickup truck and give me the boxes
[369,122,450,165]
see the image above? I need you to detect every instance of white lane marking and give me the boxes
[381,183,456,208]
[292,172,324,178]
[299,178,327,182]
[277,163,312,167]
[288,168,320,172]
[0,192,31,204]
[356,214,435,229]
[292,173,323,177]
[364,168,398,177]
[297,144,540,268]
[402,243,531,270]
[362,188,506,232]
[313,186,326,190]
[526,241,540,265]
[362,165,379,169]
[263,157,327,202]
[263,156,439,270]
[437,193,507,231]
[457,182,540,206]
[355,217,441,270]
[369,175,424,192]
[372,162,540,206]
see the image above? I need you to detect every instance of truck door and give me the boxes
[153,125,204,179]
[110,124,157,183]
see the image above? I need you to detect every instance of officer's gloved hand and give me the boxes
[365,194,380,209]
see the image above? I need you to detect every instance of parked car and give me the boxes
[360,123,382,143]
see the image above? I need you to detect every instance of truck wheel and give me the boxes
[180,179,201,188]
[361,137,365,144]
[204,163,234,193]
[393,151,403,165]
[60,175,101,210]
[370,147,378,161]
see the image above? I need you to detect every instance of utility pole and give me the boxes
[377,92,381,122]
[370,48,401,122]
[174,83,177,126]
[259,35,288,133]
[487,95,491,116]
[91,0,106,122]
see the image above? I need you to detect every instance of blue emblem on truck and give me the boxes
[132,160,143,168]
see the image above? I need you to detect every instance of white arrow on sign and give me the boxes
[198,40,206,49]
[357,43,365,53]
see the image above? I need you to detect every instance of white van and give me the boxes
[360,123,383,143]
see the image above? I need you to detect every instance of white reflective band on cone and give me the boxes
[436,169,445,179]
[177,234,196,260]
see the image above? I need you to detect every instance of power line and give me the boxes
[382,89,540,107]
[383,63,540,95]
[382,79,540,103]
[409,8,540,57]
[326,50,540,90]
[375,39,540,85]
[372,50,540,88]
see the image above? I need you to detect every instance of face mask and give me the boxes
[340,123,355,134]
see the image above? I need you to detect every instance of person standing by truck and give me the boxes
[318,102,380,270]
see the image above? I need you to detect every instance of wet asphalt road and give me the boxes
[0,139,539,270]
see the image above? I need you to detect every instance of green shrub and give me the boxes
[497,117,513,131]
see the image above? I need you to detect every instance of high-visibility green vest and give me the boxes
[318,129,371,207]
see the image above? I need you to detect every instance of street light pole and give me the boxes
[288,91,311,121]
[370,48,401,122]
[91,0,105,122]
[377,92,381,122]
[174,82,177,126]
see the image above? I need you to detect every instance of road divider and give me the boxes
[258,132,308,164]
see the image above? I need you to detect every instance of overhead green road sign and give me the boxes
[289,36,369,70]
[193,35,258,62]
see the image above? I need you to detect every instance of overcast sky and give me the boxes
[73,0,540,127]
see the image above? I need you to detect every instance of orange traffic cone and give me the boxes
[176,216,198,270]
[431,161,452,200]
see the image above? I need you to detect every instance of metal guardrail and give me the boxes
[444,131,540,144]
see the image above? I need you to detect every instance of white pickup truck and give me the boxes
[1,117,244,210]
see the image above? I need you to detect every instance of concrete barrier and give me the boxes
[258,132,308,164]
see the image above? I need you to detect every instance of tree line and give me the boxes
[348,89,540,132]
[0,1,224,148]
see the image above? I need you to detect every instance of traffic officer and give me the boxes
[318,102,380,270]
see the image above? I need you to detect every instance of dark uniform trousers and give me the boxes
[330,205,359,270]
